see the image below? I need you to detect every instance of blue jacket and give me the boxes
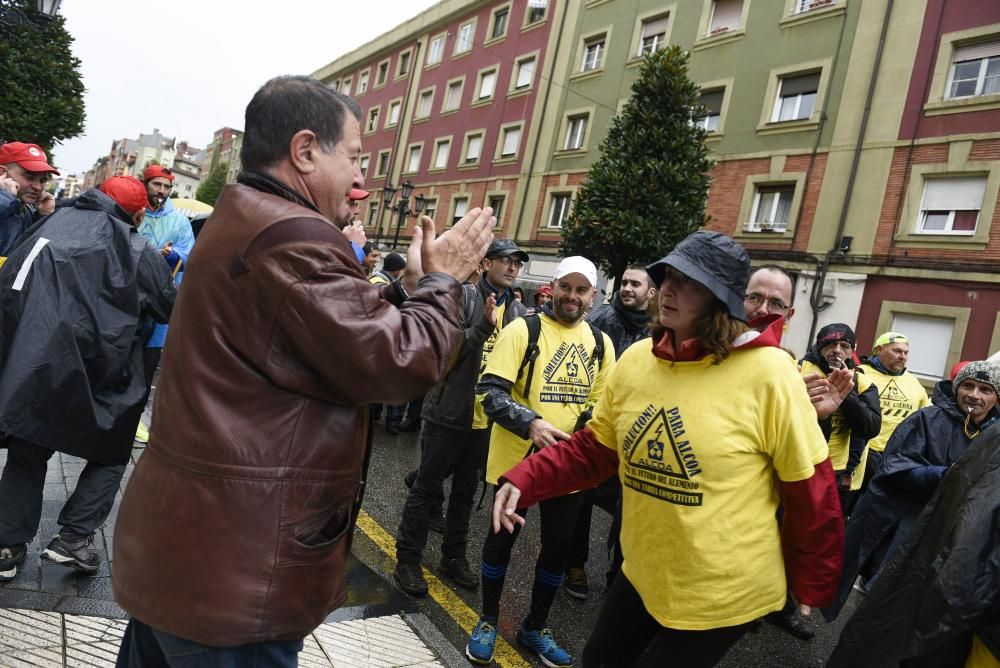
[137,198,194,348]
[137,198,195,269]
[0,190,38,256]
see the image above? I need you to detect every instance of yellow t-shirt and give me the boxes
[483,313,615,483]
[471,301,508,430]
[0,256,6,269]
[967,635,1000,668]
[368,273,390,286]
[799,360,874,471]
[588,340,828,630]
[850,365,930,490]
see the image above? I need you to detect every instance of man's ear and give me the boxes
[480,258,490,272]
[288,130,320,175]
[0,165,8,178]
[132,210,145,227]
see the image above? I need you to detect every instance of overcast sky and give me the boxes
[55,0,440,175]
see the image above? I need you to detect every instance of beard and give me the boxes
[554,298,585,324]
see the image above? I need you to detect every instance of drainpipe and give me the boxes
[808,0,894,343]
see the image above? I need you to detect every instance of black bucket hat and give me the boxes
[646,230,750,321]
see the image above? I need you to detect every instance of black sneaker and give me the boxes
[440,556,478,590]
[40,534,100,575]
[403,469,417,489]
[0,543,28,581]
[765,610,815,640]
[564,566,589,600]
[398,418,421,433]
[393,561,428,597]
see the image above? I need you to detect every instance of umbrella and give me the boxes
[171,198,214,219]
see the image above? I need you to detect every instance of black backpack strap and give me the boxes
[587,321,605,370]
[516,314,542,397]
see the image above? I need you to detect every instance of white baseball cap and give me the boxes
[552,256,598,287]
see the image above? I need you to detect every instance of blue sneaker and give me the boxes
[466,618,498,665]
[516,626,573,667]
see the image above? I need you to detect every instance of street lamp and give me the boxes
[382,180,427,250]
[0,0,63,27]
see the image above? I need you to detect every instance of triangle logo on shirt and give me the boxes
[880,379,908,402]
[623,407,690,480]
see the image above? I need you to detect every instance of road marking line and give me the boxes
[355,510,530,668]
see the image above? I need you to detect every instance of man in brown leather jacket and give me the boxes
[112,75,494,666]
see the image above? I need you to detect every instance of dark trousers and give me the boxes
[116,617,302,668]
[582,575,750,668]
[567,475,623,581]
[396,424,488,564]
[860,449,883,493]
[386,397,423,426]
[480,489,582,629]
[0,436,126,545]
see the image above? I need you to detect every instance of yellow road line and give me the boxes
[355,510,530,668]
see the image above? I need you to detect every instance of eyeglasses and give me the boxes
[744,292,789,313]
[495,257,524,269]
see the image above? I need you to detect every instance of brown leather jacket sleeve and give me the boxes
[263,254,462,406]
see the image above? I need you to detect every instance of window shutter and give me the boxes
[921,176,987,210]
[780,72,820,96]
[953,40,1000,63]
[642,16,669,38]
[710,0,743,31]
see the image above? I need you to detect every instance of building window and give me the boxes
[405,145,422,173]
[891,313,954,379]
[376,150,391,177]
[376,61,389,86]
[455,21,475,54]
[387,100,402,127]
[427,35,444,65]
[491,7,509,39]
[639,15,669,56]
[697,90,724,132]
[772,72,819,122]
[500,126,521,158]
[582,38,605,72]
[917,176,986,235]
[342,77,352,96]
[359,155,370,177]
[358,70,370,94]
[748,185,794,232]
[366,202,379,227]
[947,41,1000,99]
[488,195,505,223]
[708,0,743,35]
[548,194,572,228]
[444,80,463,111]
[565,115,588,150]
[478,69,497,100]
[514,56,535,89]
[422,198,437,223]
[397,50,412,77]
[464,133,483,164]
[366,107,380,133]
[796,0,836,13]
[433,139,451,170]
[415,89,434,119]
[527,1,546,24]
[452,197,469,225]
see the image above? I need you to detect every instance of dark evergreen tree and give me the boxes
[195,162,228,206]
[0,0,86,154]
[561,45,712,286]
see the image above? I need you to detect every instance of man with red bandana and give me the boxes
[0,142,59,259]
[0,176,176,582]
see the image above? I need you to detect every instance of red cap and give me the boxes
[950,360,972,381]
[536,285,552,296]
[99,176,149,216]
[142,165,175,182]
[0,142,60,175]
[349,188,370,201]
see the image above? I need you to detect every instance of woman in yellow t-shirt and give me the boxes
[492,231,844,668]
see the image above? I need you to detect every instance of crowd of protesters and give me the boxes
[0,74,997,668]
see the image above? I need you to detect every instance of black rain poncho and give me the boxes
[0,189,176,464]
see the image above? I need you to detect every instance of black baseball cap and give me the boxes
[485,239,529,262]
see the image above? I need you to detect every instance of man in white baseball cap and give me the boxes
[466,254,615,667]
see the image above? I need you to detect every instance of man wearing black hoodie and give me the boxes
[799,324,882,517]
[0,177,175,581]
[563,264,655,599]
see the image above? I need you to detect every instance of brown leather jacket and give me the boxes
[111,183,462,646]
